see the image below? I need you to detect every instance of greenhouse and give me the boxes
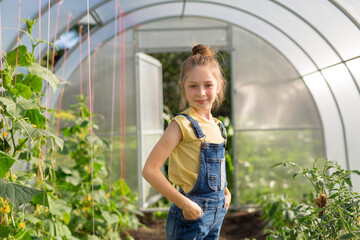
[0,0,359,239]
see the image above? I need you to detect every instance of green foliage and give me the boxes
[218,116,234,198]
[260,159,360,239]
[236,130,323,204]
[51,96,142,239]
[0,18,63,239]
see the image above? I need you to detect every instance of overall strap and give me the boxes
[177,113,227,140]
[218,121,227,140]
[177,114,205,139]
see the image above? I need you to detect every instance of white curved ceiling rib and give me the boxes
[2,0,359,79]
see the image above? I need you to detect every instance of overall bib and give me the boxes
[166,114,227,240]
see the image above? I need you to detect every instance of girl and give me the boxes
[142,44,231,240]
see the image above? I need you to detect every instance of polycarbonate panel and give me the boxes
[140,134,163,208]
[274,0,360,61]
[203,0,339,69]
[235,129,324,204]
[103,134,138,190]
[303,72,347,168]
[137,28,228,50]
[137,53,163,131]
[136,52,163,208]
[231,27,321,130]
[336,0,360,27]
[184,2,317,75]
[321,65,360,192]
[0,0,48,52]
[139,16,227,29]
[54,35,136,133]
[1,0,106,57]
[346,58,360,89]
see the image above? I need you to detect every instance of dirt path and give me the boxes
[126,211,267,240]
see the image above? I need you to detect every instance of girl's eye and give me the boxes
[189,85,196,88]
[206,84,213,87]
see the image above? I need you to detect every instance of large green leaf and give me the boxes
[0,151,16,178]
[65,170,81,186]
[27,62,59,92]
[24,109,46,129]
[31,191,49,207]
[102,211,119,225]
[1,69,13,90]
[24,213,41,224]
[13,119,64,150]
[0,225,11,238]
[0,96,38,118]
[0,178,41,207]
[6,45,35,67]
[10,83,32,99]
[15,229,32,240]
[24,73,43,93]
[48,198,71,219]
[55,221,72,238]
[0,137,11,152]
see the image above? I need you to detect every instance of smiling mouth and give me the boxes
[195,100,207,104]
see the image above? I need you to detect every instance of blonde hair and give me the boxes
[179,44,227,111]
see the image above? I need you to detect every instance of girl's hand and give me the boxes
[182,199,202,220]
[224,187,231,210]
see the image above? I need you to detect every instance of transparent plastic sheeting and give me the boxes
[321,65,360,189]
[1,0,105,59]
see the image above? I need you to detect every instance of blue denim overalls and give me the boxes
[166,114,227,240]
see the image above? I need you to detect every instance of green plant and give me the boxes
[55,96,142,239]
[0,18,63,239]
[236,130,324,204]
[264,159,360,239]
[218,116,234,199]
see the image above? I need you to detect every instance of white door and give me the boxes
[135,53,164,209]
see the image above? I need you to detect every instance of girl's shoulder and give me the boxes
[172,108,194,124]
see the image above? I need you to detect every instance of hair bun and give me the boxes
[192,44,213,57]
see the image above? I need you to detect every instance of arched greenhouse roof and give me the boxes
[1,0,359,203]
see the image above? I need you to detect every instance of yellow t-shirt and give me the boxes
[168,107,226,193]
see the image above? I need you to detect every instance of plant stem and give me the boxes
[9,128,17,158]
[10,205,15,228]
[338,206,359,237]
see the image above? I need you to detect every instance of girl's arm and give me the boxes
[224,187,231,210]
[142,121,202,220]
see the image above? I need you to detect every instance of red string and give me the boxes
[36,0,41,187]
[50,0,61,72]
[79,24,83,96]
[122,12,127,181]
[91,48,97,114]
[118,5,124,181]
[56,14,71,137]
[109,1,118,195]
[86,33,90,109]
[14,0,22,86]
[38,0,41,64]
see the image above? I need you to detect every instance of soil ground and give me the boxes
[126,210,267,240]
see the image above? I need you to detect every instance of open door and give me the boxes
[135,53,164,209]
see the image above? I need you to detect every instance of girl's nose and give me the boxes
[199,87,206,96]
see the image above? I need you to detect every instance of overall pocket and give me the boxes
[206,158,226,190]
[166,205,177,236]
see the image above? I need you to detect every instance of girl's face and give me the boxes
[184,66,220,112]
